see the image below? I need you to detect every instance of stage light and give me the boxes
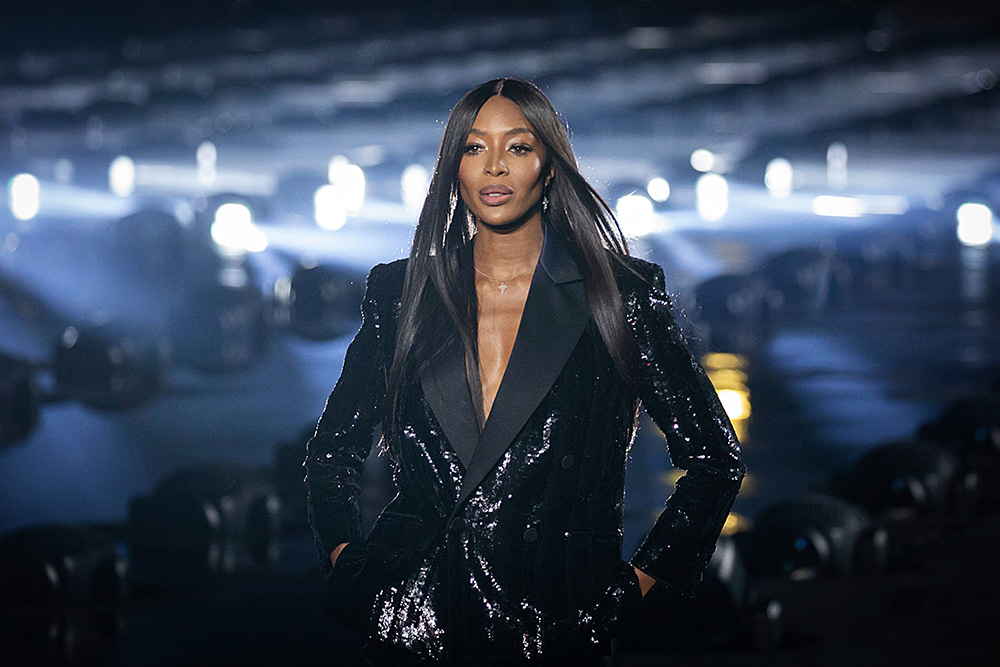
[313,184,347,231]
[197,141,217,187]
[328,155,365,213]
[696,173,728,222]
[401,164,430,212]
[703,352,751,441]
[956,202,994,247]
[812,195,864,217]
[717,388,750,421]
[211,202,267,253]
[764,158,792,199]
[827,142,848,189]
[615,194,656,236]
[8,173,40,220]
[646,177,671,203]
[690,149,716,173]
[108,155,135,197]
[54,158,73,184]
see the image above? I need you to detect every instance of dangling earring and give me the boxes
[448,185,458,224]
[542,192,549,214]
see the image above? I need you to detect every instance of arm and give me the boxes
[627,263,746,597]
[303,264,387,580]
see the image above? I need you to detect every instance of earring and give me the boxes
[542,193,549,214]
[448,185,458,221]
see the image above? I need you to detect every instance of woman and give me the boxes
[303,77,745,666]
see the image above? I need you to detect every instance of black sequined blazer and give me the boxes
[303,222,745,665]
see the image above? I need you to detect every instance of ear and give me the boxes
[544,169,553,188]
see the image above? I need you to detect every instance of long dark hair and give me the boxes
[384,77,643,429]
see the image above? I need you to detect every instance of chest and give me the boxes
[471,281,530,423]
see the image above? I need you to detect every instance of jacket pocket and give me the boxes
[563,530,621,614]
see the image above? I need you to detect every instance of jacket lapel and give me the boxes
[418,325,482,471]
[418,223,592,512]
[418,240,482,471]
[454,224,591,513]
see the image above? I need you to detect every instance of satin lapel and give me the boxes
[452,226,590,513]
[418,332,481,471]
[417,241,481,470]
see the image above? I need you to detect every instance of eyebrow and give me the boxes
[468,127,537,137]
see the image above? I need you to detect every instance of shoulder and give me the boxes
[366,257,408,295]
[608,252,666,296]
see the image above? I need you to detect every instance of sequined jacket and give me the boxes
[303,223,745,665]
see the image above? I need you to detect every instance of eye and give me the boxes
[463,143,483,155]
[510,143,533,155]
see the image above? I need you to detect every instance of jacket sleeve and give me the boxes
[303,263,387,580]
[626,263,746,596]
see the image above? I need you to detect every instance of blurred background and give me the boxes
[1,0,998,664]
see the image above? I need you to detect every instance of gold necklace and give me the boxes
[474,265,532,295]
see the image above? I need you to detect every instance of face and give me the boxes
[458,95,550,230]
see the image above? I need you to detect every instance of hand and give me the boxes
[330,541,349,568]
[632,565,656,598]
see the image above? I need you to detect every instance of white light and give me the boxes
[827,142,848,190]
[812,195,864,217]
[863,195,909,216]
[615,194,656,237]
[956,202,994,247]
[690,149,716,173]
[328,156,365,213]
[197,141,217,187]
[109,155,136,197]
[401,164,430,212]
[314,184,348,231]
[646,177,671,203]
[211,203,267,253]
[696,173,728,222]
[764,158,793,199]
[8,173,40,220]
[54,158,74,184]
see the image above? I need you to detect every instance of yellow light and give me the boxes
[717,388,750,421]
[702,352,747,370]
[720,512,751,536]
[661,470,684,487]
[706,367,748,390]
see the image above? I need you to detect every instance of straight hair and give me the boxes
[383,77,645,435]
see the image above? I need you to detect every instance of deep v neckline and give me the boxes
[468,271,535,433]
[466,232,543,433]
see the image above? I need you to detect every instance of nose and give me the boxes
[484,150,507,176]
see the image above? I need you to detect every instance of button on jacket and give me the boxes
[304,222,746,665]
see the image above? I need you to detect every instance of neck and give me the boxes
[473,216,544,278]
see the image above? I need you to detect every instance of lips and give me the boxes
[479,185,513,206]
